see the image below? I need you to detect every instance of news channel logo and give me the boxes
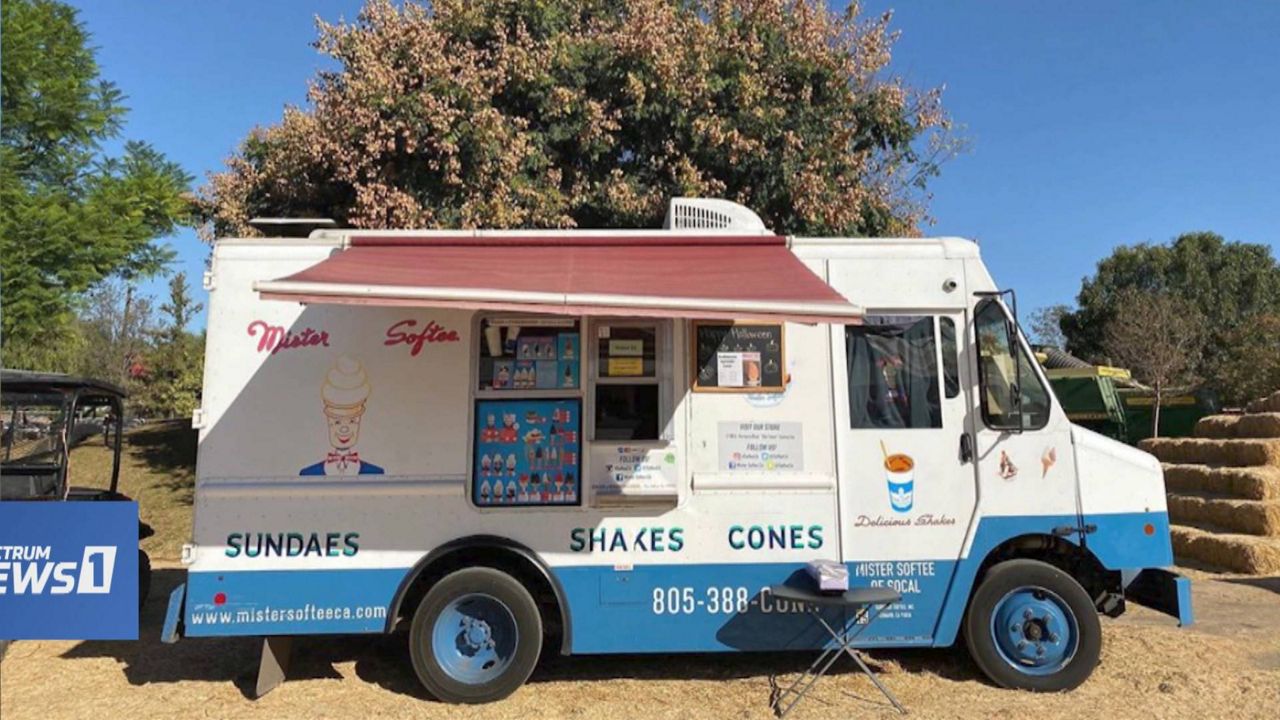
[0,501,139,639]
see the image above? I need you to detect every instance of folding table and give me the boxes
[767,584,907,718]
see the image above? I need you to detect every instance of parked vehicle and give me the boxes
[0,370,154,607]
[166,199,1190,703]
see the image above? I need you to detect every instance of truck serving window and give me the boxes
[975,299,1051,430]
[845,316,942,429]
[593,323,661,441]
[473,317,583,507]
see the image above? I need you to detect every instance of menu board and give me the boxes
[480,326,578,391]
[474,398,580,506]
[692,322,785,392]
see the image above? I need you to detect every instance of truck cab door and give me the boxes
[832,311,979,644]
[969,298,1080,535]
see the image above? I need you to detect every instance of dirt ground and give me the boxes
[2,566,1278,720]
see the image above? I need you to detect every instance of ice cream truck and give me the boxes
[166,198,1191,703]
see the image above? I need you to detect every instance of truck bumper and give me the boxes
[1122,568,1194,627]
[162,582,186,644]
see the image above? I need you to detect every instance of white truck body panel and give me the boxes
[181,230,1176,652]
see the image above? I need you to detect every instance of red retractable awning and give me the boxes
[255,234,861,324]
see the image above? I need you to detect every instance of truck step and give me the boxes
[1163,464,1280,501]
[1139,437,1280,467]
[1166,492,1280,536]
[1170,523,1280,574]
[1194,413,1280,439]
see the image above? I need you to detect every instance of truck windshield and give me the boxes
[975,300,1051,430]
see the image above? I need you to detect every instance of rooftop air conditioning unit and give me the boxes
[663,198,767,232]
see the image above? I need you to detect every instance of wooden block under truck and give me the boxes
[163,198,1192,702]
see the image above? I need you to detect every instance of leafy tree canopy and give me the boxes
[1,0,192,369]
[1028,304,1070,349]
[131,272,203,419]
[1061,231,1280,405]
[197,0,954,238]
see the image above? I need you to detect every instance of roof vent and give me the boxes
[248,217,339,238]
[663,198,767,232]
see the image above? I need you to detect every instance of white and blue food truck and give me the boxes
[166,199,1191,703]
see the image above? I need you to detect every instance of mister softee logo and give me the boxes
[0,502,139,640]
[0,545,117,594]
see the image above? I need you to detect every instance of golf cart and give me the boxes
[0,369,153,605]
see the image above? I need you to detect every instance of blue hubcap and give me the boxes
[432,593,518,685]
[990,586,1078,676]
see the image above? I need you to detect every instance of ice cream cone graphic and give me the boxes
[301,356,384,476]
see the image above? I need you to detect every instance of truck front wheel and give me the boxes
[963,559,1101,692]
[409,567,543,703]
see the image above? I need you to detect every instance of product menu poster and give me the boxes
[474,398,581,506]
[484,330,579,391]
[693,322,785,391]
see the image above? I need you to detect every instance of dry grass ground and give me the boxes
[2,570,1278,720]
[63,420,196,562]
[3,425,1279,719]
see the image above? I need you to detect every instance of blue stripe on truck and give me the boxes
[182,511,1175,647]
[184,568,404,636]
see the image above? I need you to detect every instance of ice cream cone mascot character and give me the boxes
[300,356,384,476]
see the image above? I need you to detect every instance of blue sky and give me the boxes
[70,0,1280,331]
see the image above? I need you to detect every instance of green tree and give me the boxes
[197,0,955,238]
[1028,304,1070,349]
[1061,231,1280,405]
[1,0,192,370]
[1101,289,1204,437]
[1212,314,1280,408]
[133,273,203,418]
[72,280,157,387]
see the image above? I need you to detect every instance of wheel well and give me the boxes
[973,534,1121,612]
[388,538,568,654]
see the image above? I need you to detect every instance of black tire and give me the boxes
[138,549,152,609]
[963,559,1101,692]
[409,567,543,703]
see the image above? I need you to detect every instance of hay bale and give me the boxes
[1194,414,1241,439]
[1246,390,1280,414]
[1163,464,1280,500]
[1236,413,1280,438]
[1166,493,1280,536]
[1170,523,1280,574]
[1139,437,1280,467]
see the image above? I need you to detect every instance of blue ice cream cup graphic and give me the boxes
[885,453,915,513]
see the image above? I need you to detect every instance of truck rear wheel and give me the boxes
[963,559,1101,692]
[409,567,542,703]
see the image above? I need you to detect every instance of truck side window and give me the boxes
[939,317,960,399]
[975,300,1051,430]
[593,323,662,441]
[845,316,942,429]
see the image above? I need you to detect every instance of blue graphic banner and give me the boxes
[0,502,139,640]
[474,398,581,506]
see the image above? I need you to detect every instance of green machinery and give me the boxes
[1037,351,1217,445]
